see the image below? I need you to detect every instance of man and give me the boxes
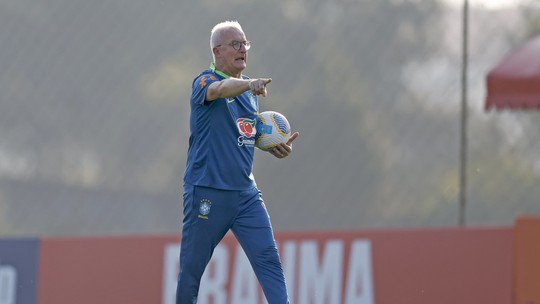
[176,20,298,304]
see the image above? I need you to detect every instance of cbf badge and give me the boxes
[198,199,212,219]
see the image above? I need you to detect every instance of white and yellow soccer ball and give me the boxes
[255,111,292,151]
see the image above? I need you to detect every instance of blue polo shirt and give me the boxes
[183,64,259,190]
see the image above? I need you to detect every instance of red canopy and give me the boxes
[485,35,540,110]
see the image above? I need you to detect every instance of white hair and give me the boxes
[210,21,244,54]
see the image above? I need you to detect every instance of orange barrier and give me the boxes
[514,216,540,304]
[37,235,179,304]
[276,228,513,304]
[34,227,514,304]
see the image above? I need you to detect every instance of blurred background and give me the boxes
[1,0,539,236]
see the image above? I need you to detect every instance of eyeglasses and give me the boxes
[216,40,251,51]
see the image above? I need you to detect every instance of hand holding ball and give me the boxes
[255,111,292,151]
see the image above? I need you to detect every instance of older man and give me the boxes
[176,20,298,304]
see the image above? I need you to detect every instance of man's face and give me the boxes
[214,28,248,77]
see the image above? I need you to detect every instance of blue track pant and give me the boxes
[176,184,289,304]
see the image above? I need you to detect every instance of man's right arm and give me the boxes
[206,78,251,101]
[206,78,272,101]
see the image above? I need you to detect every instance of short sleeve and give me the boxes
[191,73,220,105]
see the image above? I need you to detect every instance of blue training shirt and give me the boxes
[183,64,259,190]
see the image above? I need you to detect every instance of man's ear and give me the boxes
[212,47,220,58]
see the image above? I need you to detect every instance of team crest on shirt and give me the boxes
[198,199,212,219]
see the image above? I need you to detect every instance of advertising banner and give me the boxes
[162,233,374,304]
[34,227,513,304]
[514,217,540,304]
[37,235,179,304]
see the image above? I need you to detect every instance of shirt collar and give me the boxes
[210,62,231,79]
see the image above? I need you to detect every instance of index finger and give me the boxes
[262,78,272,85]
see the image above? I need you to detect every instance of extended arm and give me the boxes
[206,78,272,101]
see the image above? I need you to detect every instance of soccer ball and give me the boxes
[255,111,291,151]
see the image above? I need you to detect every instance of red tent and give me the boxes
[485,34,540,110]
